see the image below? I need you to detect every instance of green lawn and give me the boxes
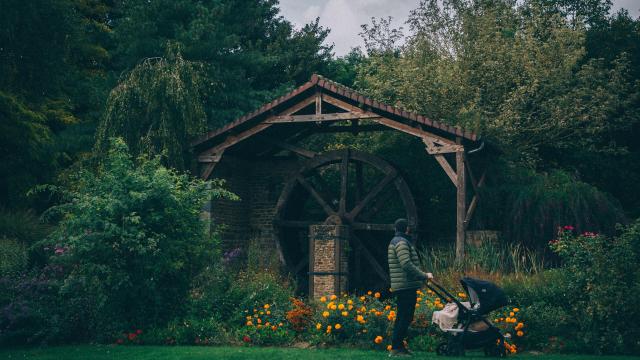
[1,346,639,360]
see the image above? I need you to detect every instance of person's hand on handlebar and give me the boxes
[425,272,434,282]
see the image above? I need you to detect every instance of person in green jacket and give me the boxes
[387,218,433,357]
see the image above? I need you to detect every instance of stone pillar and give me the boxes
[309,225,349,299]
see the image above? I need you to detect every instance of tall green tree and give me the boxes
[0,0,113,209]
[111,0,333,128]
[96,47,207,170]
[354,0,639,242]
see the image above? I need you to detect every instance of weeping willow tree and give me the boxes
[96,46,206,170]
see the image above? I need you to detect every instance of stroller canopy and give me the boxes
[460,277,507,315]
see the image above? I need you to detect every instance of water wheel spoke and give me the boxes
[355,161,363,203]
[359,187,395,222]
[352,223,395,231]
[296,175,336,216]
[347,170,397,221]
[309,169,337,207]
[339,149,349,214]
[351,233,390,283]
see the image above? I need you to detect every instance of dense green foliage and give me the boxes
[351,0,640,240]
[96,47,207,169]
[0,139,234,344]
[504,224,640,354]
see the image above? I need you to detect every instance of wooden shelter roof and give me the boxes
[191,74,479,151]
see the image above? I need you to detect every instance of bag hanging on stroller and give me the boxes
[427,278,510,357]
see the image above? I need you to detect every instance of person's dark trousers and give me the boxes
[392,288,418,350]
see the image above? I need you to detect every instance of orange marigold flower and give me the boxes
[271,325,277,331]
[322,311,330,318]
[374,292,381,298]
[330,304,337,311]
[320,296,327,303]
[246,321,253,326]
[367,291,372,295]
[513,308,519,312]
[335,323,342,330]
[330,295,337,300]
[509,312,515,317]
[517,330,524,337]
[342,311,349,317]
[264,304,270,309]
[385,305,391,311]
[347,299,353,305]
[316,323,322,330]
[374,335,383,344]
[257,319,262,324]
[338,304,345,310]
[266,311,271,315]
[360,296,366,301]
[387,345,392,351]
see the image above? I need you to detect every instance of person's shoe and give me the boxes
[389,348,412,357]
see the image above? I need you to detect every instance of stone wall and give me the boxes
[208,155,300,254]
[309,225,349,299]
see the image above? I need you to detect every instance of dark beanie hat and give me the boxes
[394,218,408,233]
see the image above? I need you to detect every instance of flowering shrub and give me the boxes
[286,298,314,332]
[309,292,393,348]
[239,303,293,345]
[547,224,640,354]
[492,306,523,354]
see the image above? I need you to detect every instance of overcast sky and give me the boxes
[279,0,640,56]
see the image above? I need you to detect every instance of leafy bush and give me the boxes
[0,208,50,274]
[0,208,49,246]
[547,224,640,354]
[485,169,627,249]
[11,138,235,342]
[0,238,28,276]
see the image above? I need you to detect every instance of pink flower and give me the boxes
[563,225,574,231]
[243,335,251,343]
[54,247,65,255]
[582,232,597,238]
[128,333,137,341]
[136,329,142,335]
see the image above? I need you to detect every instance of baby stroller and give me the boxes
[427,278,509,357]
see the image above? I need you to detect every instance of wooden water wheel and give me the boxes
[273,149,418,293]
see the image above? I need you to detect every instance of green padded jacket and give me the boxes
[387,232,427,291]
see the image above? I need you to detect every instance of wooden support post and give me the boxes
[455,138,466,262]
[315,92,322,115]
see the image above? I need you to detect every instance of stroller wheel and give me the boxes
[484,343,508,357]
[436,343,448,356]
[448,341,465,356]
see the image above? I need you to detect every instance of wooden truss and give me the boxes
[197,91,485,262]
